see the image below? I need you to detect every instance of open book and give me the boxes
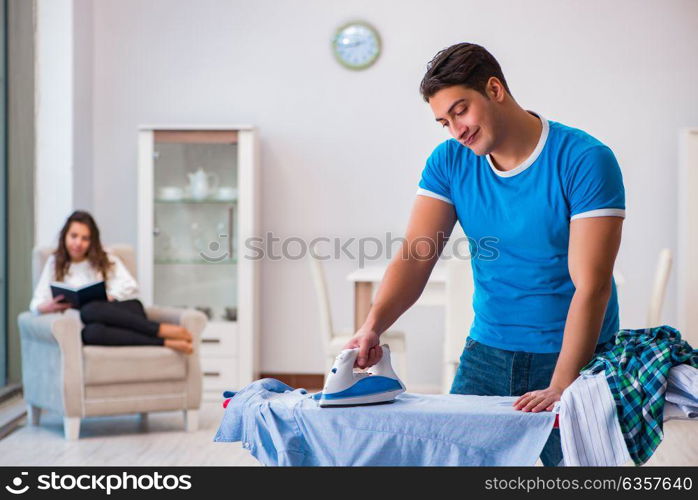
[50,280,107,308]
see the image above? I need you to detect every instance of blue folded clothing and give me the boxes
[214,378,556,466]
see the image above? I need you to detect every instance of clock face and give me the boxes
[332,22,381,70]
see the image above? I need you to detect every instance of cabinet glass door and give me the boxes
[152,133,238,323]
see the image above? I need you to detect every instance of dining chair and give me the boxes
[308,255,408,384]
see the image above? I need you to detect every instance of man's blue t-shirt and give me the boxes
[418,112,625,353]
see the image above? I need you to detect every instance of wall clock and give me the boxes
[332,21,381,70]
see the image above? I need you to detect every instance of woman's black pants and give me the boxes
[80,299,164,346]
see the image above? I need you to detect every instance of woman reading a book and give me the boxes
[29,210,193,354]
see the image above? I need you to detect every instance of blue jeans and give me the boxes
[450,336,615,466]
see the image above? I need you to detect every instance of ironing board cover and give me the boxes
[214,378,556,466]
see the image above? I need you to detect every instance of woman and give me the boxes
[29,210,193,354]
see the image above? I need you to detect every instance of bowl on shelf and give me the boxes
[214,186,238,201]
[158,186,184,200]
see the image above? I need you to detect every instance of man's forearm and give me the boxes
[361,249,435,335]
[550,286,612,390]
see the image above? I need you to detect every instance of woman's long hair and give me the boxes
[54,210,113,283]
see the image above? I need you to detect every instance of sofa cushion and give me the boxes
[83,346,187,385]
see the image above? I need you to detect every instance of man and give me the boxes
[344,42,625,466]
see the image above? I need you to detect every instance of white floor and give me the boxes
[1,401,695,466]
[0,402,259,466]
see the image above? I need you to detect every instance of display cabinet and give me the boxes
[137,125,260,400]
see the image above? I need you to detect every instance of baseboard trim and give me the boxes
[259,373,324,390]
[0,395,27,440]
[0,383,22,405]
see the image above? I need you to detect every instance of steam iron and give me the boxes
[317,344,406,408]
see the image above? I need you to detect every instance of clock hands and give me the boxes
[340,38,365,48]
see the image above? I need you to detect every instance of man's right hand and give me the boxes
[343,328,382,369]
[38,295,71,314]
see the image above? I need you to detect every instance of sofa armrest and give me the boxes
[18,310,78,343]
[145,306,207,340]
[18,309,85,416]
[18,309,83,354]
[145,306,198,333]
[145,306,205,410]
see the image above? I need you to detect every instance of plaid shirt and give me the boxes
[581,325,698,465]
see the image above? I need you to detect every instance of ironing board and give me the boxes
[214,378,557,466]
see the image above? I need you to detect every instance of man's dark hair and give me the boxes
[419,43,512,102]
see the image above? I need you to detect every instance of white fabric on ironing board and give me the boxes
[664,401,696,420]
[666,364,698,418]
[668,363,698,393]
[558,365,698,466]
[558,371,631,466]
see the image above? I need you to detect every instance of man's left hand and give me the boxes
[513,386,563,412]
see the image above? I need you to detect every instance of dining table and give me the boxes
[346,262,447,331]
[346,262,625,332]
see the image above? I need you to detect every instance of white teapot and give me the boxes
[187,167,219,200]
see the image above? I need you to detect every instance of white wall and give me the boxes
[35,0,74,247]
[35,0,94,247]
[54,0,698,386]
[72,0,94,212]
